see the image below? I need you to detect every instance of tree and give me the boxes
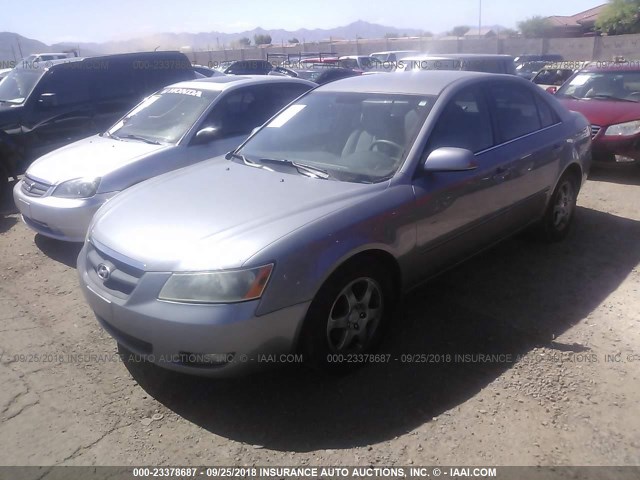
[500,28,519,38]
[288,38,300,44]
[254,34,272,45]
[238,37,251,47]
[449,25,470,37]
[596,0,640,35]
[517,16,552,38]
[422,31,434,37]
[384,32,397,38]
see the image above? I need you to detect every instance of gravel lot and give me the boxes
[1,164,639,467]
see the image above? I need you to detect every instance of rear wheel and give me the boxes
[539,173,578,242]
[300,260,395,373]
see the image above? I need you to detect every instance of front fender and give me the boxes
[248,184,417,316]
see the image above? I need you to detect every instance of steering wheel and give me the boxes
[369,139,404,156]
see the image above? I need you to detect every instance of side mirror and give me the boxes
[546,86,558,94]
[423,147,477,172]
[38,92,57,108]
[193,126,220,144]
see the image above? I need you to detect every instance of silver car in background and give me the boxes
[78,71,591,377]
[13,76,315,242]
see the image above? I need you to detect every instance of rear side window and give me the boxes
[92,62,136,100]
[488,84,542,142]
[202,83,311,139]
[427,86,494,154]
[535,95,560,128]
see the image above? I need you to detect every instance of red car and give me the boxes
[555,62,640,165]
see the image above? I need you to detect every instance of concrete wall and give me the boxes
[190,33,640,67]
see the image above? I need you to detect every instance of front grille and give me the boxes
[21,176,51,197]
[86,243,144,299]
[591,125,602,139]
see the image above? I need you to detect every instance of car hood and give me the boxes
[558,98,640,127]
[26,135,171,185]
[90,160,376,271]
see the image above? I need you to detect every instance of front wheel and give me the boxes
[300,260,395,373]
[0,162,9,200]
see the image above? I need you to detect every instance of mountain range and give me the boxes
[0,20,510,63]
[0,20,428,61]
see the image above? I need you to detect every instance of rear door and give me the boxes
[410,84,515,280]
[485,81,564,227]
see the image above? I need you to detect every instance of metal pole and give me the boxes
[479,0,482,39]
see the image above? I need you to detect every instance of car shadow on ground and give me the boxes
[122,206,640,452]
[0,180,18,234]
[34,234,83,268]
[589,163,640,186]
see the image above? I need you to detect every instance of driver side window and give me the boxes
[426,87,494,155]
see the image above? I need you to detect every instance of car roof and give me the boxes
[316,70,499,95]
[168,75,316,92]
[14,51,188,70]
[403,53,514,61]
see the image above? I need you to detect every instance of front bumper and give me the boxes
[592,132,640,164]
[13,179,116,242]
[77,243,310,377]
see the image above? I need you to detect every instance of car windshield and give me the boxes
[532,68,574,86]
[237,91,435,183]
[517,62,548,74]
[557,70,640,102]
[0,67,47,104]
[107,87,219,144]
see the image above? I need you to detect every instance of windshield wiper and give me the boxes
[257,157,331,179]
[225,152,274,171]
[119,134,161,145]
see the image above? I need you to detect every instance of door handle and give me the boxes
[492,166,509,182]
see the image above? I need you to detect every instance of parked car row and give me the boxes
[4,47,622,379]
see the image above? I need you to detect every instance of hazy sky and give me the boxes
[2,0,607,43]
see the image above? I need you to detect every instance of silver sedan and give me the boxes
[13,75,315,242]
[78,71,591,376]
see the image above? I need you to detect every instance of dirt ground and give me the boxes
[0,164,639,468]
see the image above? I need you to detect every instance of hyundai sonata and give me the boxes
[78,71,591,376]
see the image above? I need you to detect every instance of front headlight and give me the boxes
[52,177,101,198]
[158,264,274,304]
[604,120,640,137]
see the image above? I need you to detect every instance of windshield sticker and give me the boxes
[267,104,306,128]
[162,87,203,97]
[570,74,590,86]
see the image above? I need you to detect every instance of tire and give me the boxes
[538,173,579,242]
[0,162,9,199]
[299,259,396,373]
